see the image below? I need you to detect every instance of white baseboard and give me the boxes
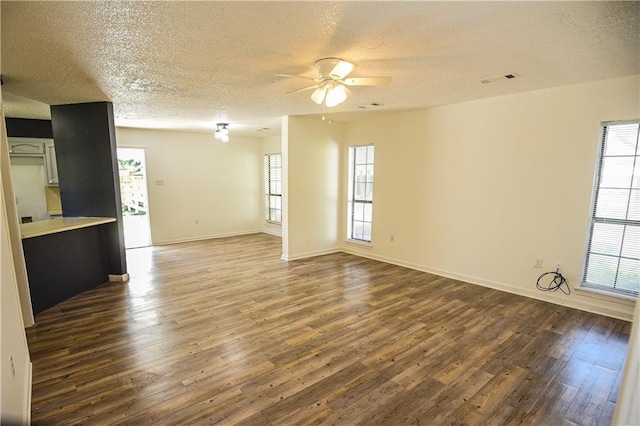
[283,247,340,261]
[109,273,130,282]
[342,247,636,322]
[24,361,32,424]
[154,230,262,246]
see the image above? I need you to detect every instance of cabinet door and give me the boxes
[45,141,59,185]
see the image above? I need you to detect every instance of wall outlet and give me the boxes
[155,179,164,186]
[534,258,543,268]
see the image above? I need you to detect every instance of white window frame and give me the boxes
[582,120,640,297]
[347,144,374,243]
[264,153,282,224]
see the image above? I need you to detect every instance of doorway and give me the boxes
[117,148,151,248]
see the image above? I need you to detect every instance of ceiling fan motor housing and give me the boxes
[315,57,355,79]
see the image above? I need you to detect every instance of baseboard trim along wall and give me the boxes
[154,230,263,246]
[133,231,636,321]
[341,246,636,322]
[282,247,341,262]
[24,362,32,424]
[108,273,130,282]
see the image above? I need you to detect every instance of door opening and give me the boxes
[117,148,151,248]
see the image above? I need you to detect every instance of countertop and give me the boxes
[20,217,116,239]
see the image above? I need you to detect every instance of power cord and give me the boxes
[536,267,570,295]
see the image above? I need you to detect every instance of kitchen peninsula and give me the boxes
[20,217,117,314]
[7,102,128,319]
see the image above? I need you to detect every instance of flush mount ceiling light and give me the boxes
[214,123,229,143]
[278,58,391,108]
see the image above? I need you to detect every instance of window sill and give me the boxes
[575,284,638,306]
[345,239,372,249]
[265,221,282,226]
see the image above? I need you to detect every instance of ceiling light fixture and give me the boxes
[214,123,230,143]
[311,80,350,107]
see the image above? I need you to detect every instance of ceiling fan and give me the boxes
[278,58,391,107]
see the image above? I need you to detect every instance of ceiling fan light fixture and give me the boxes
[325,83,348,107]
[311,84,329,105]
[214,123,230,142]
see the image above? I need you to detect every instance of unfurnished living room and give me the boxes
[1,1,639,425]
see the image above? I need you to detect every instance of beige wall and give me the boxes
[342,75,639,320]
[1,92,32,423]
[614,293,640,424]
[283,116,345,260]
[116,127,263,245]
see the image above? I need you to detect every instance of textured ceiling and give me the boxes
[1,1,638,138]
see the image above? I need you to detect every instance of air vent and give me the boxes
[481,73,520,84]
[358,102,384,109]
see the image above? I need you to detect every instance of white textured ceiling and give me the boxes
[1,1,638,138]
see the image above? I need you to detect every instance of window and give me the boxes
[583,121,640,296]
[265,154,282,223]
[348,145,374,242]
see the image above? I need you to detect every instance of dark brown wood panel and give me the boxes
[26,233,630,425]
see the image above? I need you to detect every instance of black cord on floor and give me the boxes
[536,268,570,295]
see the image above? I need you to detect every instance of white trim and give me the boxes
[263,222,282,237]
[263,228,282,237]
[24,362,32,424]
[154,230,262,246]
[575,285,638,304]
[283,247,340,261]
[345,239,373,249]
[613,291,640,424]
[341,247,635,321]
[109,273,130,282]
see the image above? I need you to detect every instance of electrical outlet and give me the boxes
[155,179,164,186]
[534,258,543,268]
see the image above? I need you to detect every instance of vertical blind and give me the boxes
[583,121,640,295]
[264,154,282,223]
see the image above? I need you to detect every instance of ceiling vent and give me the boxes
[481,73,520,84]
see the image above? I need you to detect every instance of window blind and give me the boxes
[265,154,282,223]
[583,121,640,295]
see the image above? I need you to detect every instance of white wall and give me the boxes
[614,294,640,424]
[116,127,263,245]
[262,133,282,237]
[342,75,639,320]
[283,116,344,260]
[1,94,32,423]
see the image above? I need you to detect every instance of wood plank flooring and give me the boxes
[26,233,630,425]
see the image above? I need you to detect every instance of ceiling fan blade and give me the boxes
[330,60,356,79]
[275,73,317,81]
[286,85,317,94]
[343,76,391,86]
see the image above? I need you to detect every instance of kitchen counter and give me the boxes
[20,216,116,239]
[20,216,118,314]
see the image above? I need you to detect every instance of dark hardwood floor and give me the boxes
[26,233,630,425]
